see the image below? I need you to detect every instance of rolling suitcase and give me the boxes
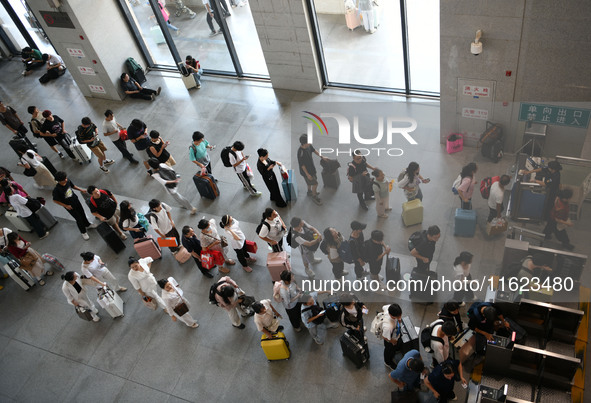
[402,198,423,226]
[399,316,420,354]
[3,258,35,290]
[321,169,340,188]
[181,73,198,89]
[37,206,58,230]
[454,208,476,237]
[97,286,124,318]
[134,236,162,259]
[97,222,126,253]
[266,251,291,282]
[340,330,369,368]
[281,169,297,201]
[345,8,361,30]
[126,57,146,84]
[5,211,33,232]
[69,138,92,165]
[409,269,438,302]
[193,173,219,200]
[260,331,291,360]
[8,135,37,156]
[385,255,401,282]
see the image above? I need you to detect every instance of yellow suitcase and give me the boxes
[402,198,423,226]
[261,331,291,361]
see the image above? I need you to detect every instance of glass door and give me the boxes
[8,0,54,54]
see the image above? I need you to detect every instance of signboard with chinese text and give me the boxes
[462,108,489,120]
[88,85,106,94]
[463,85,490,97]
[78,66,95,76]
[518,103,590,129]
[39,11,75,29]
[67,48,85,58]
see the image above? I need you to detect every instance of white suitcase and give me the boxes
[97,286,124,318]
[181,73,198,89]
[5,211,33,232]
[37,206,58,230]
[4,261,35,290]
[70,139,92,165]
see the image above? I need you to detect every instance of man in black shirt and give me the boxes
[410,225,440,272]
[52,171,93,240]
[87,185,127,240]
[423,359,467,402]
[0,101,36,150]
[181,225,213,278]
[76,117,114,173]
[349,220,366,279]
[120,73,160,101]
[297,134,326,205]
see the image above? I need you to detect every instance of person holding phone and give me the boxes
[339,295,368,342]
[228,141,261,197]
[300,291,339,345]
[397,161,430,202]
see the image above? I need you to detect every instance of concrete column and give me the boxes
[26,0,145,100]
[249,0,322,93]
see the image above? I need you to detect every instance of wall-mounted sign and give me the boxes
[463,85,490,97]
[67,48,85,58]
[462,107,489,120]
[78,66,95,76]
[89,85,106,94]
[40,11,75,29]
[518,103,590,129]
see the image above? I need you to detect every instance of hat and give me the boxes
[350,221,367,231]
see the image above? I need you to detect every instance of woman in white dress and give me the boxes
[61,271,100,322]
[157,277,198,328]
[17,149,56,188]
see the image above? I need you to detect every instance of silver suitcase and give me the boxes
[4,261,35,290]
[97,286,124,318]
[181,73,198,89]
[5,211,33,232]
[70,138,92,165]
[36,206,58,230]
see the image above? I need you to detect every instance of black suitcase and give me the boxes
[399,316,420,354]
[340,330,369,368]
[481,139,503,163]
[321,169,340,188]
[9,136,37,156]
[193,173,219,200]
[385,255,401,282]
[408,268,438,302]
[97,222,126,253]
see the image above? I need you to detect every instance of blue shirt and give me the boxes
[189,140,210,165]
[389,349,421,391]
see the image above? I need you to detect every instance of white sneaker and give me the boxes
[100,166,110,173]
[119,233,128,240]
[104,159,115,165]
[92,316,101,322]
[190,323,199,328]
[251,191,262,197]
[88,221,100,229]
[190,207,197,215]
[81,232,90,240]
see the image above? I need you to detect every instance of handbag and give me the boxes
[202,231,228,249]
[75,306,93,321]
[25,197,43,212]
[142,296,158,310]
[201,251,215,269]
[245,240,257,253]
[171,285,189,317]
[280,166,289,180]
[23,166,37,177]
[157,237,178,247]
[136,213,150,232]
[245,163,254,179]
[209,249,225,266]
[119,129,128,141]
[175,246,191,264]
[19,251,38,269]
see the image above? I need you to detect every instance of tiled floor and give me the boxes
[0,59,588,402]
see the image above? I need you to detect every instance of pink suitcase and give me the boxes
[345,9,361,30]
[134,236,162,260]
[266,251,291,282]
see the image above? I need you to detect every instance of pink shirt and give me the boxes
[457,176,476,200]
[0,181,27,203]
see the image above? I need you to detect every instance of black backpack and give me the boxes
[408,231,425,251]
[256,220,271,236]
[302,304,325,325]
[220,146,236,168]
[319,240,329,255]
[420,319,445,352]
[208,281,225,305]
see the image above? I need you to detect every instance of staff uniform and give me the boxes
[127,257,166,310]
[62,274,99,321]
[81,255,124,291]
[161,277,198,327]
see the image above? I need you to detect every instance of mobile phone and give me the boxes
[462,383,468,389]
[319,310,326,315]
[362,308,369,314]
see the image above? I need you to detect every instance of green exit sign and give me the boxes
[518,103,590,129]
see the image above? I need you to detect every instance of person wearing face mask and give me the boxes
[158,277,199,328]
[256,148,287,208]
[61,271,100,322]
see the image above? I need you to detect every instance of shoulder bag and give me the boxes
[172,285,189,317]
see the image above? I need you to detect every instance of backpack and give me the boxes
[467,301,491,322]
[288,226,319,251]
[255,220,271,236]
[420,319,445,352]
[451,174,462,195]
[88,189,109,208]
[408,231,424,251]
[319,240,329,255]
[272,281,283,303]
[286,227,297,248]
[208,281,225,305]
[220,146,236,168]
[144,212,159,225]
[480,176,500,199]
[338,239,354,264]
[370,311,388,339]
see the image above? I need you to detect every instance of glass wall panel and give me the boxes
[0,2,28,51]
[406,0,439,93]
[312,0,405,90]
[8,0,54,54]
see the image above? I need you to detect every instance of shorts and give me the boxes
[89,140,107,160]
[303,174,318,187]
[165,155,176,167]
[103,209,120,227]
